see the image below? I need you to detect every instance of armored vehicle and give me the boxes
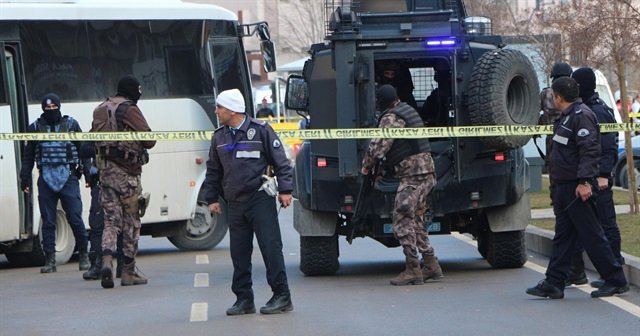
[285,0,539,275]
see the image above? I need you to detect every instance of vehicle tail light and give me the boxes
[494,152,505,161]
[317,157,327,167]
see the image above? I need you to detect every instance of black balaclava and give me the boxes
[41,93,62,124]
[117,75,142,103]
[376,84,398,111]
[571,67,597,102]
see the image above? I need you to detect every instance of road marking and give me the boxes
[451,232,640,318]
[190,302,208,322]
[196,254,209,264]
[194,273,209,288]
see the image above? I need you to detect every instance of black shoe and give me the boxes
[226,299,256,316]
[590,278,605,288]
[526,280,564,299]
[564,272,588,286]
[260,292,293,314]
[590,283,630,298]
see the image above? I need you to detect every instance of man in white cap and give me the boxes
[203,88,294,315]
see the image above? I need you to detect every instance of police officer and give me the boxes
[526,77,629,299]
[94,76,156,289]
[20,93,90,273]
[539,62,573,169]
[571,67,624,288]
[203,89,294,315]
[361,84,442,286]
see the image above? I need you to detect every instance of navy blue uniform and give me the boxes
[574,94,623,264]
[546,101,626,289]
[20,116,88,254]
[204,117,293,301]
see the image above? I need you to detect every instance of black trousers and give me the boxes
[546,182,626,289]
[227,191,289,301]
[574,177,624,265]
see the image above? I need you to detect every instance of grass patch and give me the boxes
[528,175,640,257]
[528,176,631,209]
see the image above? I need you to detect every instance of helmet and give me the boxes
[550,62,572,80]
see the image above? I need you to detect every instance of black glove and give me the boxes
[20,178,31,191]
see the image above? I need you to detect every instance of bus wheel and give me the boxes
[168,202,228,250]
[52,209,75,265]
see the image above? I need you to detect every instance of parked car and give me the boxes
[614,135,640,190]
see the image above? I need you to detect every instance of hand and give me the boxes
[361,167,369,175]
[208,202,222,214]
[575,183,592,202]
[20,179,31,193]
[278,193,293,208]
[596,177,609,190]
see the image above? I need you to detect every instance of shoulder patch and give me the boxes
[272,139,281,148]
[577,128,590,137]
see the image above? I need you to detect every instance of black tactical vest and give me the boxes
[380,102,431,167]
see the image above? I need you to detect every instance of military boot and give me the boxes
[78,250,90,271]
[83,254,102,280]
[121,260,148,286]
[101,255,114,289]
[390,247,424,286]
[421,253,444,281]
[565,253,588,286]
[40,252,57,273]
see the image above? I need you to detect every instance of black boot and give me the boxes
[40,252,57,273]
[565,253,588,286]
[260,292,293,314]
[78,250,90,271]
[83,254,102,280]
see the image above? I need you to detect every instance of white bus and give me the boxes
[0,0,276,266]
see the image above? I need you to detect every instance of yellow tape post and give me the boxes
[1,123,638,141]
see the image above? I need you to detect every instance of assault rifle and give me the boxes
[348,161,382,244]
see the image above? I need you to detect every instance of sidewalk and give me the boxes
[527,206,640,288]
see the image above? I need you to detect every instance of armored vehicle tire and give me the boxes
[300,234,339,276]
[468,49,540,150]
[485,230,527,268]
[168,202,228,250]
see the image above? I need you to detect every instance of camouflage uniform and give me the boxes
[362,111,442,284]
[539,87,562,169]
[99,160,142,258]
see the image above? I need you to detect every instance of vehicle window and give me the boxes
[210,39,250,109]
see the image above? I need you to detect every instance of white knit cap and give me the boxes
[216,89,246,113]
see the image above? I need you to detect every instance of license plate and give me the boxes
[427,222,441,233]
[383,223,393,234]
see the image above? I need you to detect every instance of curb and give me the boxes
[525,226,640,287]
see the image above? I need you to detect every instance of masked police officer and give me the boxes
[20,93,90,273]
[526,77,628,299]
[203,89,294,315]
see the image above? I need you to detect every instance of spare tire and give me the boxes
[468,49,540,150]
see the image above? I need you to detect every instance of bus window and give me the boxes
[210,40,250,112]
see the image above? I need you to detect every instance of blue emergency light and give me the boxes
[425,38,456,47]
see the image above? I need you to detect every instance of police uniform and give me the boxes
[20,111,89,270]
[204,116,293,302]
[545,101,626,289]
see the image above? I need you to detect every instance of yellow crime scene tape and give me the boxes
[630,113,640,118]
[1,123,639,142]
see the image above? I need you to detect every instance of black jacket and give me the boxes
[549,101,601,183]
[203,117,293,203]
[583,93,618,177]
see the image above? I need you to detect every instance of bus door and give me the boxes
[0,43,31,243]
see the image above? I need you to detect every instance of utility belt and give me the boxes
[96,146,148,168]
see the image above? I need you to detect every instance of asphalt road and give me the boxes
[1,206,639,336]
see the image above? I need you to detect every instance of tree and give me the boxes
[277,0,325,57]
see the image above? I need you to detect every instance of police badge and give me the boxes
[247,128,256,140]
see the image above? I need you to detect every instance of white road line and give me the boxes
[196,254,209,264]
[190,302,208,322]
[451,232,640,318]
[194,273,210,288]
